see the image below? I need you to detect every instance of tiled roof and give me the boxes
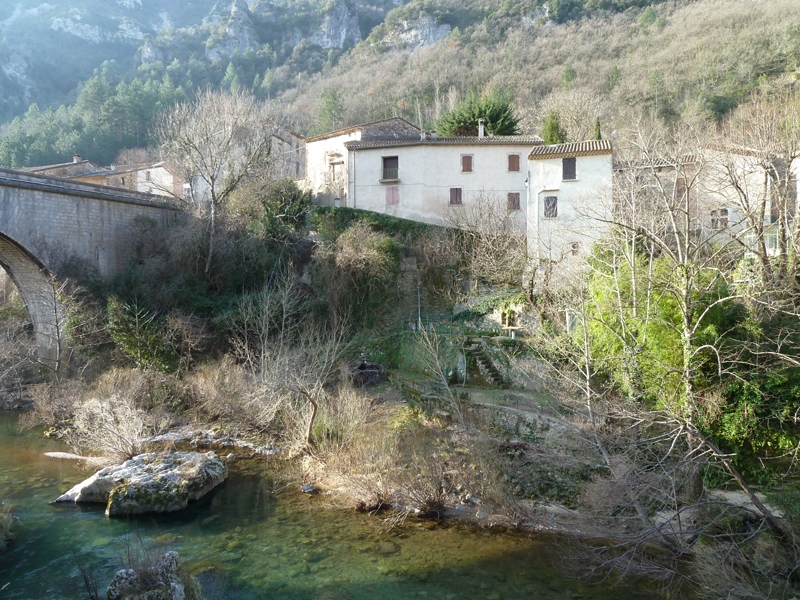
[345,135,544,150]
[528,140,612,160]
[304,117,420,143]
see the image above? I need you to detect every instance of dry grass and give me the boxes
[279,0,800,136]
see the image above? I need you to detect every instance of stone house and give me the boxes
[22,155,106,179]
[303,117,421,206]
[345,130,543,234]
[526,140,614,264]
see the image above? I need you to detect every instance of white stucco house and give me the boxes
[527,140,614,263]
[303,117,421,206]
[344,132,543,234]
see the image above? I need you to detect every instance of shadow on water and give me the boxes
[0,413,655,600]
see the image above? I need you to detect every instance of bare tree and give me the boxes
[158,88,275,278]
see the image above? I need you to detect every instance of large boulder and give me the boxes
[107,551,198,600]
[54,451,228,516]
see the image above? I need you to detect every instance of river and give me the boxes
[0,412,654,599]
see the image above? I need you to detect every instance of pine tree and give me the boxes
[593,117,602,140]
[436,88,520,137]
[542,110,567,144]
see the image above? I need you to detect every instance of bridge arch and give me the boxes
[0,232,63,368]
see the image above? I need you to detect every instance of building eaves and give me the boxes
[22,160,103,172]
[528,140,612,160]
[345,135,544,151]
[304,117,420,143]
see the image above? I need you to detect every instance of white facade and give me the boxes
[346,137,541,234]
[303,118,421,206]
[527,142,614,263]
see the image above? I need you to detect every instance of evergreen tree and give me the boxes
[593,117,602,140]
[436,88,520,137]
[542,110,567,144]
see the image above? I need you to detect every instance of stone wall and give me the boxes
[0,169,179,364]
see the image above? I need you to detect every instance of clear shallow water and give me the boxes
[0,412,652,599]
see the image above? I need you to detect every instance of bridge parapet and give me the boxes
[0,168,181,367]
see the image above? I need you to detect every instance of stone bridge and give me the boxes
[0,169,180,367]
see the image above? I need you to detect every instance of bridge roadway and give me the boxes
[0,168,180,367]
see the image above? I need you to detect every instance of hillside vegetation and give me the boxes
[278,0,800,135]
[2,0,799,168]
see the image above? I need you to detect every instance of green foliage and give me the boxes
[593,117,602,140]
[700,369,800,484]
[309,206,435,243]
[241,179,312,240]
[542,110,567,144]
[107,298,176,372]
[314,89,345,135]
[585,249,741,407]
[435,88,520,137]
[0,73,185,167]
[562,65,577,87]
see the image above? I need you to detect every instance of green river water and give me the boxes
[0,412,653,599]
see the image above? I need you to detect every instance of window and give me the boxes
[507,192,520,210]
[386,186,399,206]
[675,177,686,199]
[562,157,576,181]
[461,155,473,173]
[543,196,558,219]
[508,154,520,172]
[450,187,463,205]
[711,208,728,229]
[382,156,399,181]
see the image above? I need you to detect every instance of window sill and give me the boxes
[380,178,400,183]
[562,178,579,182]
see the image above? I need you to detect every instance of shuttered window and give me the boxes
[508,154,520,172]
[544,196,558,218]
[562,157,576,180]
[386,186,399,205]
[508,192,520,210]
[461,155,473,173]
[450,187,463,205]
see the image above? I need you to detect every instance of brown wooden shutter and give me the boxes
[450,188,462,205]
[562,157,576,180]
[508,154,520,172]
[461,155,473,172]
[386,186,399,205]
[507,192,520,210]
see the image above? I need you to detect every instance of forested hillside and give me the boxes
[7,0,800,167]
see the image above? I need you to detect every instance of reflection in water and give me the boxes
[0,413,649,599]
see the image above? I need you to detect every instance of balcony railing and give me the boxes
[381,168,399,182]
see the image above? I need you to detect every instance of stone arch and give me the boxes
[0,232,63,368]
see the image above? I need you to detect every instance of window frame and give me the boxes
[449,187,463,206]
[507,192,521,211]
[381,155,399,182]
[562,157,577,181]
[543,195,558,219]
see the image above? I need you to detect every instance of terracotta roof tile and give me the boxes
[528,140,612,160]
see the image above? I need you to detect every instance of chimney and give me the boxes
[431,130,437,140]
[73,154,82,163]
[478,119,485,139]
